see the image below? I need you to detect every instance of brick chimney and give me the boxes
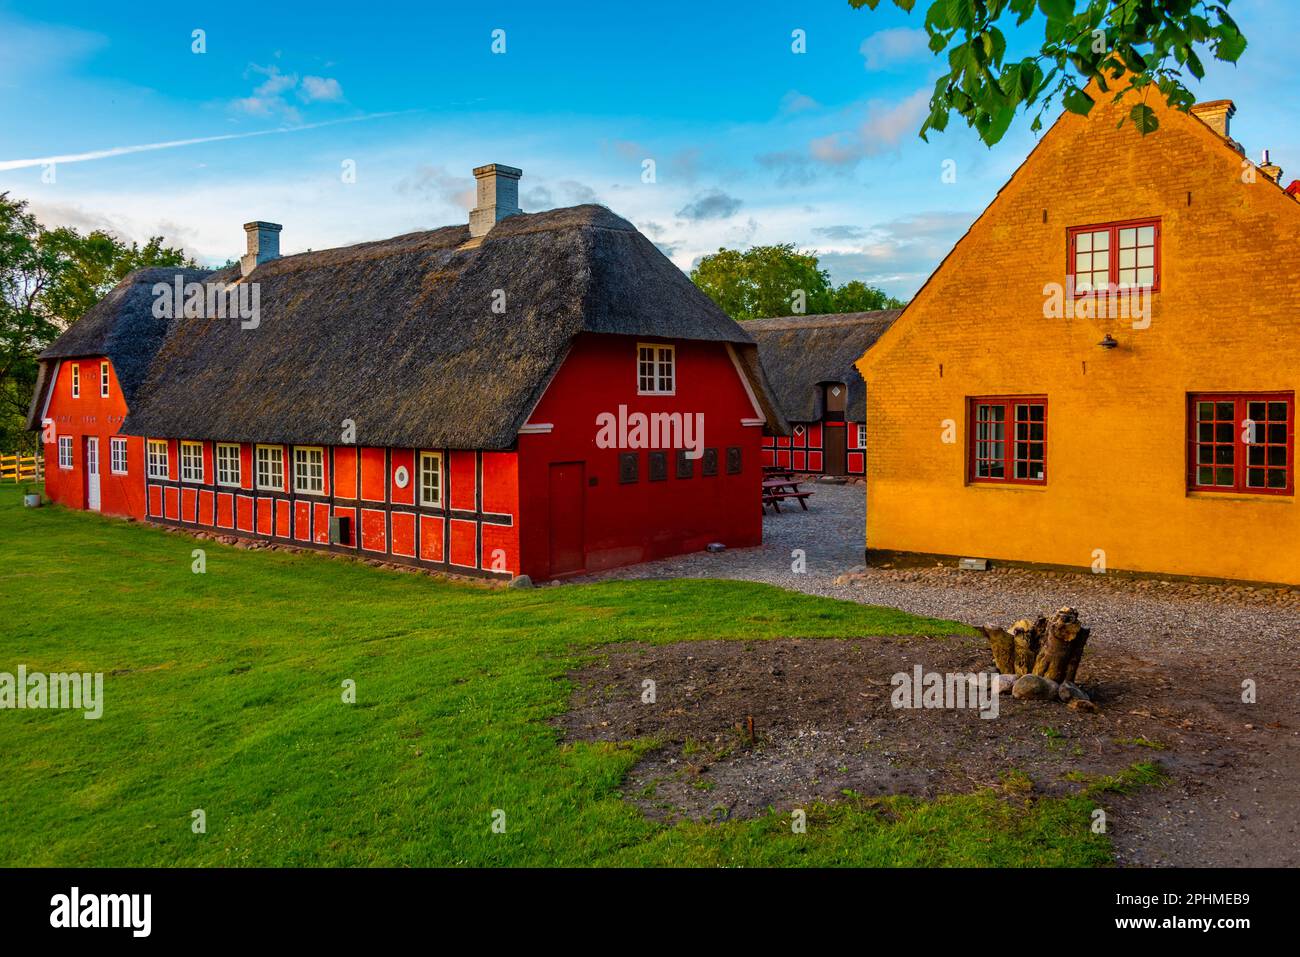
[468,164,522,239]
[240,221,282,278]
[1190,99,1236,141]
[1260,149,1284,184]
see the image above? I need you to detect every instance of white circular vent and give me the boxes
[393,466,410,489]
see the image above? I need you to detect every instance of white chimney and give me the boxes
[468,164,522,238]
[240,221,282,278]
[1190,99,1236,141]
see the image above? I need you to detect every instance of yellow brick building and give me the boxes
[857,88,1300,586]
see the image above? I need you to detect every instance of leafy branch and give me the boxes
[850,0,1248,144]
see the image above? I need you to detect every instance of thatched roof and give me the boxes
[33,205,785,446]
[747,310,901,422]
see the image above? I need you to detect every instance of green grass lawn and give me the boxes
[0,486,1125,866]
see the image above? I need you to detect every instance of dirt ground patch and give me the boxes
[558,632,1294,863]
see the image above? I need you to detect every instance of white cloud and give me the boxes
[232,65,346,120]
[859,27,930,71]
[300,75,344,103]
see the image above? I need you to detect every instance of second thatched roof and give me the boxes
[747,310,901,422]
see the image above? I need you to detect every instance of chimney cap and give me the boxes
[1191,98,1236,114]
[243,221,283,232]
[472,163,522,180]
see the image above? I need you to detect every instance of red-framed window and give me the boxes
[1188,392,1294,495]
[967,396,1047,485]
[1067,218,1160,294]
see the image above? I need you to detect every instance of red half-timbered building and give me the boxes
[749,311,898,477]
[30,165,785,581]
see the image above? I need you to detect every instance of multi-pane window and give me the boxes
[147,439,169,479]
[1189,393,1293,495]
[110,437,128,474]
[857,424,867,448]
[1068,219,1159,293]
[256,445,284,490]
[294,447,325,494]
[216,443,241,486]
[100,361,110,398]
[419,452,443,507]
[180,441,204,483]
[58,435,73,469]
[71,364,80,398]
[969,396,1047,485]
[637,343,675,395]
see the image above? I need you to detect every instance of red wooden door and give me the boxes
[548,462,586,576]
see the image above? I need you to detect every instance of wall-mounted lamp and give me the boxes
[1098,334,1119,349]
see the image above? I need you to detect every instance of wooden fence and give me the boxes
[0,452,44,484]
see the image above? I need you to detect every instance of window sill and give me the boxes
[968,481,1048,491]
[1187,490,1292,503]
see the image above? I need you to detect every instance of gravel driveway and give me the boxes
[573,481,1300,868]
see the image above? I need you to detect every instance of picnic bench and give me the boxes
[761,475,813,513]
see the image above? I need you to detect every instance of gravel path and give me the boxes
[572,481,1300,867]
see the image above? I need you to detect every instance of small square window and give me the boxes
[637,343,675,395]
[256,445,284,490]
[180,441,204,483]
[419,452,442,507]
[147,440,169,479]
[294,447,325,495]
[216,443,241,487]
[110,437,128,475]
[1068,219,1159,293]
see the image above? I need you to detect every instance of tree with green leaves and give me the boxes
[0,192,192,452]
[690,243,904,320]
[851,0,1248,144]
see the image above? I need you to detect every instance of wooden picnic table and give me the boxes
[761,475,813,513]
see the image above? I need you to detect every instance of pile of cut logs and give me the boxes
[979,606,1097,710]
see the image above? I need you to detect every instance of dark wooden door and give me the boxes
[548,462,586,576]
[823,423,847,475]
[822,382,848,475]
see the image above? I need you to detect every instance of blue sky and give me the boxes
[0,0,1293,298]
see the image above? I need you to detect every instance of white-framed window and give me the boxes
[857,424,866,448]
[637,343,675,395]
[256,444,284,490]
[294,446,325,494]
[180,441,204,483]
[147,439,169,479]
[419,451,443,507]
[100,361,110,398]
[110,437,128,475]
[58,435,73,469]
[216,443,241,487]
[71,364,80,399]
